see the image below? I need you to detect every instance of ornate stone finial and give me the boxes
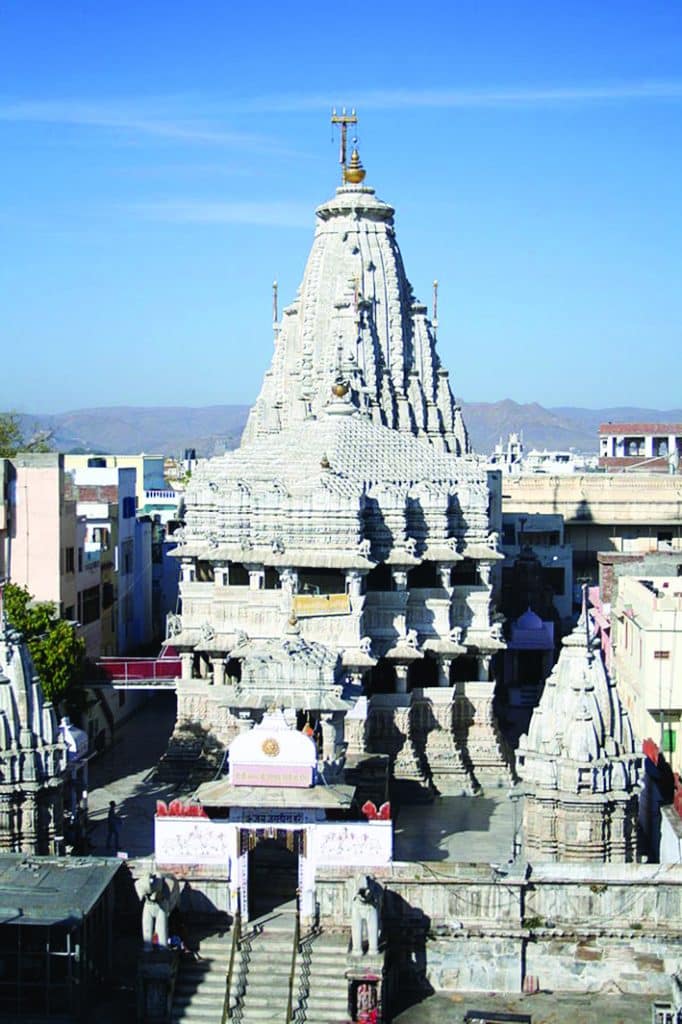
[344,146,366,184]
[331,380,349,398]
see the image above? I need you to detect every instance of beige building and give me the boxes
[502,472,682,578]
[612,576,682,772]
[63,453,167,511]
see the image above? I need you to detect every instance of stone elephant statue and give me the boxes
[135,870,181,949]
[350,875,381,957]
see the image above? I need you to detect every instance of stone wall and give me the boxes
[315,861,682,996]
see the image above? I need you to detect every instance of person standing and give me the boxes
[106,800,121,852]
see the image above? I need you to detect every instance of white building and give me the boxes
[612,576,682,772]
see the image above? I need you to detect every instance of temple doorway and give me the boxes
[247,834,299,918]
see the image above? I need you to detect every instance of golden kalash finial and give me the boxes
[344,146,366,184]
[331,107,365,184]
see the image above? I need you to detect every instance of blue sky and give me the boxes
[2,0,681,413]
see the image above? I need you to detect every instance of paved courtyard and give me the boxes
[395,990,655,1024]
[87,692,181,857]
[394,790,520,865]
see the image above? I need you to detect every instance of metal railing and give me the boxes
[292,926,315,1024]
[91,655,182,689]
[285,911,301,1024]
[222,911,241,1024]
[229,920,256,1022]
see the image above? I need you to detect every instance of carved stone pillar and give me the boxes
[180,652,193,681]
[212,658,226,686]
[395,665,408,694]
[345,570,364,597]
[478,655,492,681]
[320,714,337,762]
[438,657,452,687]
[215,563,229,587]
[180,559,196,583]
[479,562,492,586]
[0,795,13,851]
[438,566,452,591]
[20,792,37,853]
[392,569,408,591]
[248,568,265,590]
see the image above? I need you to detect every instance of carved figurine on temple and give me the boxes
[350,875,381,957]
[135,869,181,949]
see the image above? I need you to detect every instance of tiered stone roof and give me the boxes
[242,180,468,454]
[180,400,491,568]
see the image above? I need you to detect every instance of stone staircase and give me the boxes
[229,907,298,1023]
[171,931,232,1024]
[293,929,350,1024]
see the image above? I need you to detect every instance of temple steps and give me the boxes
[171,934,231,1024]
[294,929,351,1024]
[229,908,298,1023]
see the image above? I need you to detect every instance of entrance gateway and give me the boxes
[154,710,392,923]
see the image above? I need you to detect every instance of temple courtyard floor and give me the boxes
[87,693,519,865]
[395,990,653,1023]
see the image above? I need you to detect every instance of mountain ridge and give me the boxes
[12,402,682,459]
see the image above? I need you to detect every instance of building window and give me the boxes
[624,436,645,457]
[102,582,114,609]
[121,539,133,575]
[81,585,100,625]
[653,437,669,457]
[87,457,107,468]
[64,605,75,620]
[502,522,516,546]
[65,547,75,573]
[122,496,136,518]
[542,567,565,595]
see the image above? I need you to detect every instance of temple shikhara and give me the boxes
[166,114,511,809]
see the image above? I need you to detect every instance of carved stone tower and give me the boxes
[517,614,641,862]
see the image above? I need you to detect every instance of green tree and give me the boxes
[0,412,52,458]
[3,583,85,705]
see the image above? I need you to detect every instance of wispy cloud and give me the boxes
[234,80,682,113]
[136,199,311,229]
[2,79,680,149]
[0,98,296,153]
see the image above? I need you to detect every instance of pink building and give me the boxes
[1,453,85,623]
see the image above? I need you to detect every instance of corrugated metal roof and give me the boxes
[0,854,122,927]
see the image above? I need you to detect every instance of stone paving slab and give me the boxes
[394,792,518,865]
[87,693,182,858]
[395,990,654,1023]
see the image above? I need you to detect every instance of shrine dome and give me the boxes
[228,710,317,788]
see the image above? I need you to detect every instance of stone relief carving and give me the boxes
[166,614,182,638]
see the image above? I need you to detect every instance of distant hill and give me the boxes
[11,402,682,458]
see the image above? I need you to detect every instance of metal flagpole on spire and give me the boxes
[331,107,357,183]
[272,280,279,344]
[432,280,439,340]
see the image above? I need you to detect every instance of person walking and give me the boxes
[106,800,121,853]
